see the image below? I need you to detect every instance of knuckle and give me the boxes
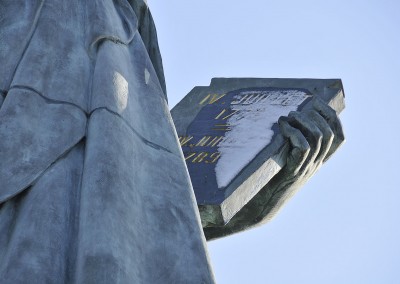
[315,100,337,120]
[288,111,298,118]
[290,148,308,171]
[325,128,335,143]
[325,106,337,118]
[311,128,323,142]
[300,143,311,155]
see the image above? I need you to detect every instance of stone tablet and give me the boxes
[171,78,345,226]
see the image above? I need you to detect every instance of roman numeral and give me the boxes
[215,109,238,120]
[179,136,193,146]
[199,93,227,105]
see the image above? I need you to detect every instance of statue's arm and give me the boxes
[204,98,345,240]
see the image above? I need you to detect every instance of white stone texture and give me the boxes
[216,90,309,187]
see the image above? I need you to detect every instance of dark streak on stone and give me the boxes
[88,34,133,59]
[90,107,174,155]
[11,85,88,116]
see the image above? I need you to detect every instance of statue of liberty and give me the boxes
[0,1,344,283]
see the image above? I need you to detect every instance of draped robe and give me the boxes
[0,1,215,283]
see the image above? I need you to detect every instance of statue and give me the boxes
[0,1,214,283]
[0,1,344,283]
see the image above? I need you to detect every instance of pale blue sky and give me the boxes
[150,1,400,283]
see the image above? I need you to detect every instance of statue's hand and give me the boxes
[276,97,345,192]
[204,97,345,240]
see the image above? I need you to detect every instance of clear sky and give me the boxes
[150,1,400,283]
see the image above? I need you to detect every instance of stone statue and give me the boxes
[0,1,344,283]
[0,1,214,283]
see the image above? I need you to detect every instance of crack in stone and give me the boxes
[4,87,176,164]
[11,85,88,115]
[88,30,139,59]
[90,107,175,155]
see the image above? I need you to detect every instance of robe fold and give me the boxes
[0,1,214,283]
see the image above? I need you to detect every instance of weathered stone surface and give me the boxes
[0,1,215,283]
[76,109,213,283]
[171,78,345,227]
[0,88,86,203]
[90,38,181,155]
[0,1,42,92]
[0,142,84,283]
[10,1,91,110]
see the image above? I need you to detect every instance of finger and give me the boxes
[312,97,345,161]
[278,117,310,176]
[287,111,323,172]
[304,109,334,164]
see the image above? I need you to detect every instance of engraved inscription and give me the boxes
[180,87,312,188]
[183,151,221,164]
[199,93,227,105]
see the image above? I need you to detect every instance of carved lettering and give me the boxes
[192,152,208,163]
[214,109,226,119]
[212,124,231,131]
[183,151,221,164]
[179,136,193,146]
[196,136,212,147]
[231,94,250,105]
[215,109,238,120]
[199,93,227,105]
[207,136,224,147]
[206,152,221,164]
[184,152,196,161]
[232,93,266,105]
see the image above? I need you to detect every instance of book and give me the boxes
[171,78,345,226]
